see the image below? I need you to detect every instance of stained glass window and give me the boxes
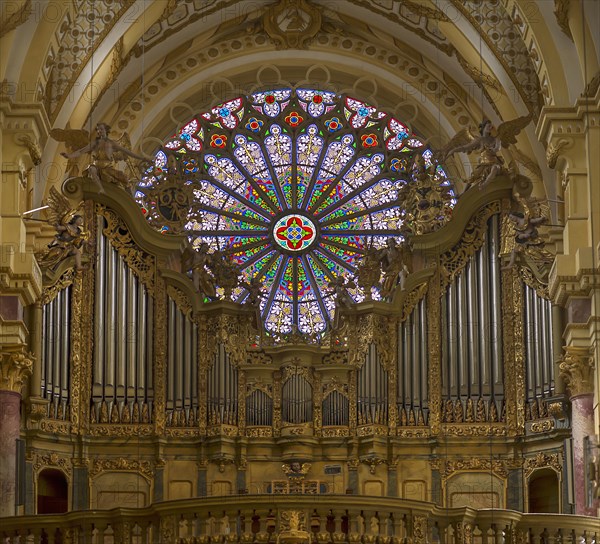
[136,89,454,337]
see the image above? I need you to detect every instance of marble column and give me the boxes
[0,349,33,517]
[560,346,597,516]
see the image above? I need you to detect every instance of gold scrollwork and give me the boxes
[41,269,75,305]
[524,452,562,478]
[530,420,554,433]
[166,285,193,318]
[32,452,72,478]
[97,206,156,292]
[432,458,509,480]
[90,458,154,481]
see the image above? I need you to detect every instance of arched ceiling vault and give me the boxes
[6,0,593,205]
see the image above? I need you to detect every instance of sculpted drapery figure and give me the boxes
[55,123,147,193]
[35,187,89,272]
[441,116,531,191]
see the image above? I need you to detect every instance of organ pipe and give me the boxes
[524,284,554,408]
[441,215,503,410]
[166,298,198,425]
[41,285,72,419]
[357,345,388,425]
[93,221,154,423]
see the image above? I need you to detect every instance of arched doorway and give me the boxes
[37,469,68,514]
[528,468,559,513]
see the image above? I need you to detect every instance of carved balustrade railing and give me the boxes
[1,496,598,544]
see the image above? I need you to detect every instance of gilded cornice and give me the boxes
[0,347,34,393]
[559,346,595,397]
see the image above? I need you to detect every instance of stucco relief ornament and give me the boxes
[263,0,322,49]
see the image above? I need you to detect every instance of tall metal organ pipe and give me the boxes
[41,286,72,419]
[93,222,154,423]
[524,284,554,414]
[357,344,388,425]
[282,372,312,424]
[207,344,238,425]
[166,298,198,425]
[441,215,503,417]
[397,296,428,424]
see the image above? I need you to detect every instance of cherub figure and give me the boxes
[35,187,89,272]
[356,247,382,300]
[328,276,355,310]
[501,196,552,271]
[55,123,148,193]
[378,238,411,297]
[210,250,240,299]
[441,116,531,191]
[182,241,217,299]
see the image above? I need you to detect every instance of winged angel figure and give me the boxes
[440,116,531,191]
[51,123,148,193]
[35,187,88,272]
[500,195,553,274]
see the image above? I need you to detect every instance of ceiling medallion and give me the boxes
[263,0,322,49]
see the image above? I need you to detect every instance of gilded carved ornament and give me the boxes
[41,269,75,305]
[0,348,33,393]
[97,206,156,292]
[524,452,562,478]
[430,458,511,480]
[90,458,154,481]
[166,285,193,318]
[559,346,595,397]
[32,452,72,478]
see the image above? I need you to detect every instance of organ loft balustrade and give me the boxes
[1,496,598,544]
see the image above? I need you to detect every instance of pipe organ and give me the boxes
[207,344,238,425]
[322,390,349,427]
[167,298,198,426]
[282,371,313,424]
[397,297,428,425]
[441,215,503,422]
[41,286,72,420]
[357,344,388,425]
[92,224,154,424]
[523,285,554,419]
[246,388,273,427]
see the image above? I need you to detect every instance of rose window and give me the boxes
[136,89,454,336]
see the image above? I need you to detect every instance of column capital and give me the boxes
[0,346,34,394]
[559,346,595,397]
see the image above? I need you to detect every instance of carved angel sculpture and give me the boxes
[53,123,147,193]
[182,241,217,299]
[328,276,355,310]
[356,247,382,300]
[501,196,552,271]
[35,187,88,272]
[440,116,531,190]
[378,238,411,298]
